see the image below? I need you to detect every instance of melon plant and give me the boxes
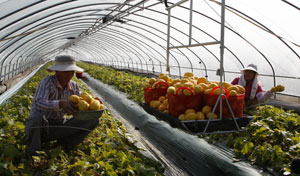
[0,62,164,175]
[78,61,300,174]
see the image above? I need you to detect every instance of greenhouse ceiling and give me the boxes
[0,0,299,97]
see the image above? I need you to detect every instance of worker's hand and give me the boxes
[94,97,103,104]
[270,87,276,93]
[270,84,285,93]
[59,100,77,115]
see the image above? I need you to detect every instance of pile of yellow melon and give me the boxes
[149,95,168,113]
[144,74,172,89]
[69,92,105,111]
[165,72,245,96]
[178,105,219,120]
[144,72,246,120]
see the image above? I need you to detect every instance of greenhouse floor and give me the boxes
[79,73,272,176]
[0,69,280,175]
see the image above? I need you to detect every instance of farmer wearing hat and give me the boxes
[231,64,284,108]
[25,55,100,158]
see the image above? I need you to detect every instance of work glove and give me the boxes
[270,85,285,93]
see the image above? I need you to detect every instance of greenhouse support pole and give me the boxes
[189,0,193,45]
[3,65,6,81]
[14,63,17,77]
[8,64,12,80]
[166,8,171,76]
[146,62,149,74]
[0,66,2,81]
[160,62,162,73]
[219,0,226,119]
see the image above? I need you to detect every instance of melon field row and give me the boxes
[0,62,164,176]
[77,62,300,174]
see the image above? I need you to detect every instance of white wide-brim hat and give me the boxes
[240,64,258,74]
[47,55,83,72]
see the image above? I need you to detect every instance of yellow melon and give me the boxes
[69,95,80,104]
[180,79,189,84]
[89,99,101,110]
[207,82,219,89]
[227,86,239,92]
[202,105,212,114]
[183,89,193,96]
[158,104,167,111]
[173,83,182,89]
[185,109,196,115]
[80,92,93,104]
[149,78,156,84]
[158,96,165,102]
[144,82,151,88]
[204,88,213,95]
[197,77,207,84]
[276,85,285,92]
[167,86,176,94]
[198,83,209,91]
[184,72,194,77]
[236,85,245,94]
[152,101,161,109]
[206,112,218,119]
[196,112,205,120]
[178,114,186,120]
[229,90,238,96]
[78,100,89,111]
[183,82,194,89]
[220,82,232,89]
[194,85,203,94]
[212,88,225,95]
[185,113,197,120]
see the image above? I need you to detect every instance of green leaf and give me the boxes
[2,144,19,158]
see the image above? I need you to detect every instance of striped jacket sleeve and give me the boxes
[34,77,60,111]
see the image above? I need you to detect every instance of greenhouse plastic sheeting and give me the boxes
[83,73,271,176]
[1,0,299,98]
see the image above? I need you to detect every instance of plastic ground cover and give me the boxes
[83,73,272,176]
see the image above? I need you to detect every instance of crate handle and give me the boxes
[175,87,193,95]
[154,81,169,89]
[210,86,229,99]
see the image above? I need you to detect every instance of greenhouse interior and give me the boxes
[0,0,300,175]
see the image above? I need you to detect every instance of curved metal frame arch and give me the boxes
[100,27,163,71]
[1,18,96,55]
[65,48,87,61]
[5,28,89,67]
[89,33,147,71]
[20,30,90,66]
[0,17,102,64]
[71,44,107,64]
[75,40,121,67]
[84,37,133,69]
[5,24,95,66]
[174,3,278,85]
[86,36,144,71]
[0,19,98,64]
[1,2,120,37]
[92,31,156,71]
[0,4,124,63]
[2,0,296,89]
[146,2,244,68]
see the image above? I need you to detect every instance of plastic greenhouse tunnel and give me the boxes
[0,0,300,175]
